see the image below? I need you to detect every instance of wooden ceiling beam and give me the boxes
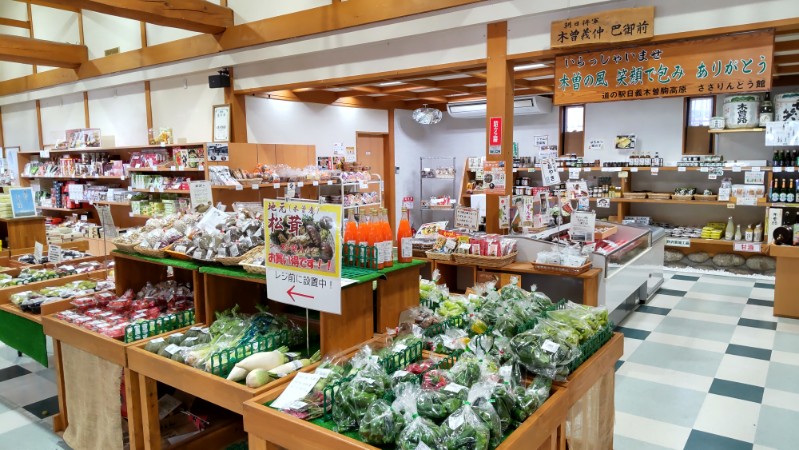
[775,53,799,66]
[774,74,799,87]
[14,0,80,12]
[0,18,31,29]
[41,0,233,34]
[0,35,87,68]
[513,68,553,80]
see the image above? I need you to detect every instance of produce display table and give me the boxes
[241,333,624,450]
[374,260,426,332]
[768,245,799,318]
[0,216,46,249]
[419,258,602,306]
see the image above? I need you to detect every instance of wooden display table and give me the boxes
[374,260,426,332]
[419,258,602,306]
[0,216,47,249]
[769,245,799,318]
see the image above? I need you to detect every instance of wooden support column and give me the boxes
[35,99,43,149]
[0,108,4,148]
[387,109,396,229]
[144,81,153,135]
[485,22,514,234]
[224,68,248,143]
[83,92,90,127]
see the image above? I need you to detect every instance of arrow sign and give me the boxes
[287,285,314,302]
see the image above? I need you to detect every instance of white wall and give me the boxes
[87,83,148,146]
[40,92,85,146]
[228,0,330,25]
[394,108,560,225]
[150,72,225,143]
[1,101,40,151]
[583,97,685,163]
[82,11,142,60]
[0,25,32,82]
[245,96,388,155]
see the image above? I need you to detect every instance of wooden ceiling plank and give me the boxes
[42,0,233,34]
[513,68,554,80]
[775,53,799,66]
[0,18,31,29]
[0,35,87,68]
[14,0,80,12]
[775,39,799,53]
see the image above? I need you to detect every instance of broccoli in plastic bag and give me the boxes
[358,399,406,445]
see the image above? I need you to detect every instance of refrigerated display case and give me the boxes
[512,221,665,324]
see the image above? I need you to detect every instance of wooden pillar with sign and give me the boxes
[485,22,515,235]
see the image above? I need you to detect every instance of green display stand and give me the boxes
[0,309,48,367]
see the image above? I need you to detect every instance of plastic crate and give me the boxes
[123,309,195,343]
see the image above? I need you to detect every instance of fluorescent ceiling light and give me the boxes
[378,81,404,86]
[514,63,547,71]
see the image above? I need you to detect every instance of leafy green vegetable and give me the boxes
[512,377,552,424]
[358,399,405,445]
[442,403,491,450]
[417,388,464,421]
[399,415,445,450]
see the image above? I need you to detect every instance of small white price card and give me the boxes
[651,168,659,175]
[34,242,43,261]
[736,196,758,206]
[700,167,709,172]
[774,167,783,173]
[787,167,796,173]
[569,168,581,179]
[630,167,639,172]
[732,166,742,172]
[665,238,691,248]
[270,373,322,410]
[734,242,762,253]
[718,188,731,202]
[678,167,687,172]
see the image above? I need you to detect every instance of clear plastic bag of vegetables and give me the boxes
[546,301,608,343]
[392,381,421,420]
[276,355,352,421]
[358,399,406,445]
[498,277,531,302]
[509,318,582,381]
[468,382,503,448]
[427,328,470,354]
[512,377,552,424]
[416,382,466,422]
[398,414,446,450]
[490,382,516,433]
[529,284,555,310]
[442,402,491,450]
[448,355,484,388]
[331,357,391,431]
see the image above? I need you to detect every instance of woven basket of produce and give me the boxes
[425,251,453,261]
[647,192,672,200]
[452,252,516,268]
[133,245,167,259]
[622,192,647,199]
[694,194,718,202]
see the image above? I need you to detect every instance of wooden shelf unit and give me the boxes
[709,127,765,133]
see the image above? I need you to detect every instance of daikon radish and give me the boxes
[246,368,274,388]
[268,350,322,378]
[226,346,289,381]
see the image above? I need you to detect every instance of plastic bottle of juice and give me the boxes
[397,207,413,263]
[367,210,383,269]
[381,208,394,268]
[343,210,358,266]
[357,212,371,267]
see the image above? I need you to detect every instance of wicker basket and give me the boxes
[694,194,718,202]
[647,192,672,200]
[112,240,138,253]
[425,251,453,261]
[164,244,192,261]
[216,246,262,267]
[452,252,516,268]
[133,245,167,259]
[622,192,647,199]
[238,246,265,265]
[241,263,266,275]
[235,178,263,186]
[672,194,694,201]
[532,262,592,275]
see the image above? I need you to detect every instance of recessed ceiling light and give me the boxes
[378,81,404,86]
[514,63,547,71]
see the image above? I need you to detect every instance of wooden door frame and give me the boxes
[356,130,394,230]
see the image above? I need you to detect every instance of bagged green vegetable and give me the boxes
[512,377,552,424]
[449,357,482,388]
[417,385,465,421]
[398,415,445,450]
[332,359,391,431]
[358,399,405,445]
[442,402,491,450]
[510,318,582,381]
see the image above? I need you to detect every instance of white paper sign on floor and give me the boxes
[265,200,343,314]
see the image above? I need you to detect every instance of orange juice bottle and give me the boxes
[344,210,358,266]
[397,207,413,263]
[367,210,383,269]
[381,209,394,268]
[357,212,371,268]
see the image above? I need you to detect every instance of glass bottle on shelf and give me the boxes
[357,212,371,268]
[725,217,735,240]
[770,179,780,203]
[759,92,774,127]
[397,207,413,263]
[380,208,393,268]
[788,179,796,203]
[344,210,359,265]
[780,179,788,203]
[367,210,383,270]
[734,224,742,241]
[754,223,763,242]
[745,224,754,242]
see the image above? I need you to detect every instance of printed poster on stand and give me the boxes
[264,200,343,314]
[483,161,506,194]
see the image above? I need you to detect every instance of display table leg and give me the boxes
[138,374,161,450]
[376,266,422,332]
[774,255,799,318]
[124,369,144,450]
[52,339,68,432]
[249,435,283,450]
[582,271,599,307]
[320,282,374,355]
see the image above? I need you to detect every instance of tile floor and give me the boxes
[615,273,799,450]
[0,272,796,449]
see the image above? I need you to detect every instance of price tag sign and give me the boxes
[540,159,561,186]
[700,167,709,172]
[736,196,758,206]
[189,181,213,213]
[732,166,742,172]
[745,171,766,185]
[752,166,761,172]
[270,373,323,410]
[583,167,592,172]
[787,166,796,173]
[570,210,596,242]
[774,167,783,173]
[630,167,638,172]
[665,238,691,247]
[454,206,480,231]
[734,242,762,253]
[619,171,629,178]
[651,168,659,175]
[96,205,118,238]
[286,182,296,199]
[48,244,62,263]
[67,184,85,201]
[678,166,687,172]
[33,242,43,262]
[568,168,581,179]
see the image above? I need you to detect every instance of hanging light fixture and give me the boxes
[412,104,443,125]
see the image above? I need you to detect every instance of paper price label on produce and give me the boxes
[33,242,43,261]
[189,181,213,213]
[265,199,342,314]
[454,206,479,231]
[271,373,323,410]
[444,383,468,393]
[541,339,560,353]
[315,368,332,379]
[540,158,561,186]
[48,244,62,263]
